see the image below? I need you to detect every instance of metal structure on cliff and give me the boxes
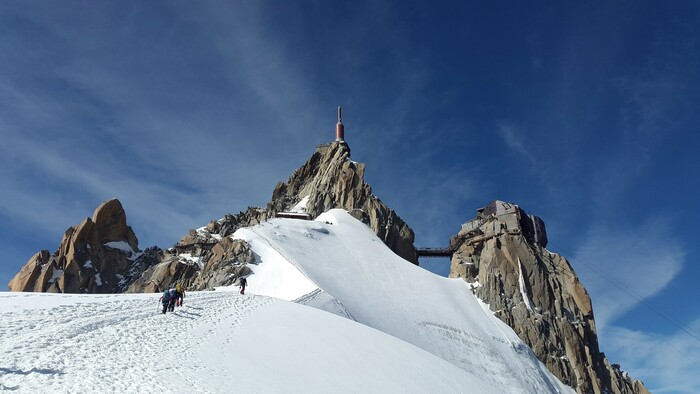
[336,105,345,142]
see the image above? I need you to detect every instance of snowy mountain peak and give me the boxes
[220,208,575,393]
[127,140,419,293]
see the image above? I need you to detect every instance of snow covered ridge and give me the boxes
[226,209,573,393]
[2,209,573,393]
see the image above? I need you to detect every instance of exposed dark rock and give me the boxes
[449,200,649,394]
[191,238,255,290]
[8,199,160,293]
[127,254,199,293]
[128,237,255,293]
[267,142,417,263]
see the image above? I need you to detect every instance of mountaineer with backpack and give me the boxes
[159,289,171,314]
[175,283,185,307]
[168,288,178,312]
[239,277,248,295]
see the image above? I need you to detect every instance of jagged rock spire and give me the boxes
[8,198,161,293]
[450,201,650,394]
[269,141,417,263]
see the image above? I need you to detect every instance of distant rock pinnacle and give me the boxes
[8,199,161,293]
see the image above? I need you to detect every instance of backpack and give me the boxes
[162,290,171,301]
[169,289,177,298]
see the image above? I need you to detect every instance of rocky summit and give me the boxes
[130,141,418,292]
[8,199,161,293]
[268,141,417,263]
[449,200,649,394]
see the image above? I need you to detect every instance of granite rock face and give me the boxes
[191,238,255,290]
[268,141,417,263]
[136,141,418,291]
[126,254,199,293]
[449,200,649,394]
[127,207,266,293]
[127,237,255,293]
[8,199,161,293]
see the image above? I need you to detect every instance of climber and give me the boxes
[159,289,171,314]
[239,277,248,295]
[168,288,178,312]
[175,283,185,307]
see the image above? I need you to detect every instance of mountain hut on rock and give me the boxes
[461,200,548,248]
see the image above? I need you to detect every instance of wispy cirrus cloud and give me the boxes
[497,122,537,166]
[0,2,328,248]
[572,217,685,330]
[565,214,693,392]
[604,320,700,394]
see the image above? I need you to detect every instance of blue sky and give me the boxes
[1,1,698,391]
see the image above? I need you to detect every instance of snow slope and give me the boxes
[1,292,490,393]
[233,209,573,393]
[1,209,573,393]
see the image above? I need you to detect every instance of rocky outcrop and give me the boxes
[191,238,255,290]
[177,208,270,247]
[268,141,417,263]
[126,204,264,292]
[136,141,418,292]
[126,255,198,293]
[176,142,417,264]
[127,237,255,293]
[449,200,649,394]
[8,199,161,293]
[8,250,52,292]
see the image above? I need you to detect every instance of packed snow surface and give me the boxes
[1,209,573,393]
[1,292,486,393]
[289,195,310,213]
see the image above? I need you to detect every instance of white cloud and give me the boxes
[0,2,329,257]
[497,122,536,165]
[572,217,685,330]
[604,320,700,393]
[0,131,201,244]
